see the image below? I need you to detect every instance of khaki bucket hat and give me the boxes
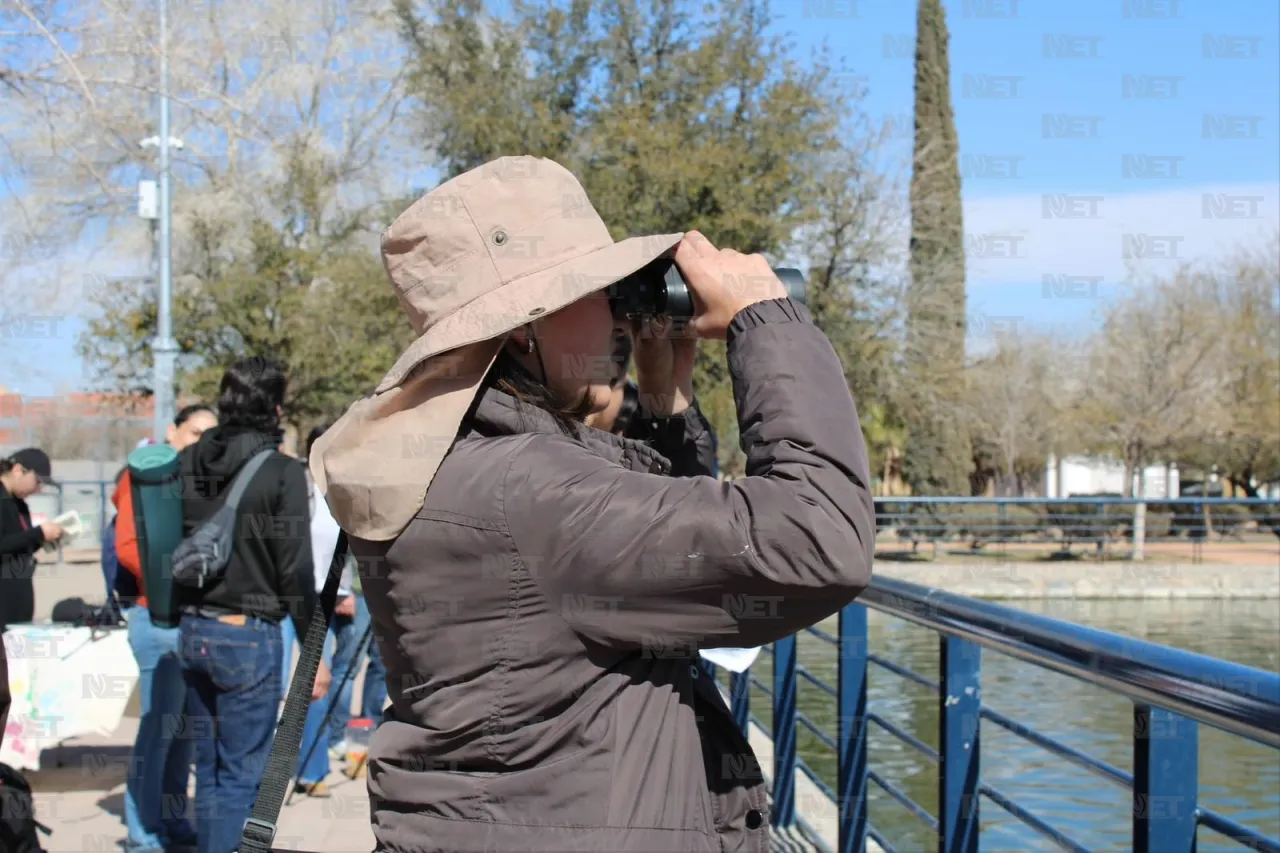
[310,156,683,541]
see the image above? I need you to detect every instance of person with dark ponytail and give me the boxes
[174,357,329,853]
[1,448,63,633]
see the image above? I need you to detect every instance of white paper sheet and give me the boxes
[698,646,762,673]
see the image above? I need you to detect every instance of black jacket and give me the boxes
[174,426,316,639]
[0,483,45,632]
[623,400,719,479]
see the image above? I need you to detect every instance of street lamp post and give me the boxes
[151,0,179,441]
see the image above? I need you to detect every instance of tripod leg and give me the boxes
[287,622,375,802]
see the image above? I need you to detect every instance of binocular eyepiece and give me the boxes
[607,257,807,321]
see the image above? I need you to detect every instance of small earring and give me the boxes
[524,338,536,354]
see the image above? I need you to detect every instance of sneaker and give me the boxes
[328,740,347,762]
[294,780,332,798]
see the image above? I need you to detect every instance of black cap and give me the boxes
[7,447,56,485]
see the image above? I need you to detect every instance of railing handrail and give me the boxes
[862,577,1280,748]
[47,481,1280,501]
[873,496,1280,505]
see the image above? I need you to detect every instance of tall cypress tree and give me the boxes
[902,0,971,495]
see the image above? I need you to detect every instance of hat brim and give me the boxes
[311,336,505,541]
[314,231,683,542]
[375,232,684,394]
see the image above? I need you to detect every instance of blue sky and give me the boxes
[2,0,1277,395]
[779,0,1279,341]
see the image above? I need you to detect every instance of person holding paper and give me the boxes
[0,448,63,633]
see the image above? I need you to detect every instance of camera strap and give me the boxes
[239,530,348,853]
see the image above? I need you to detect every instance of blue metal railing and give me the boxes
[41,486,1280,566]
[705,577,1280,853]
[874,497,1280,560]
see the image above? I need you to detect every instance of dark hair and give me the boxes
[611,329,633,388]
[306,424,331,458]
[216,356,288,433]
[482,350,593,437]
[0,458,13,476]
[174,403,214,428]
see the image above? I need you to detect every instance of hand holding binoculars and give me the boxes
[607,257,807,322]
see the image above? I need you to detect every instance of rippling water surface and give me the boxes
[735,598,1280,852]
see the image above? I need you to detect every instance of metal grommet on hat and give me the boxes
[491,229,508,246]
[528,307,546,316]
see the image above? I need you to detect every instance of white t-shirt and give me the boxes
[307,473,351,596]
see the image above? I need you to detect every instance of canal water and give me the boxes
[731,598,1280,852]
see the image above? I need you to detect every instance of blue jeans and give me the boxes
[296,599,371,783]
[326,595,382,746]
[179,615,282,853]
[124,607,195,852]
[358,596,388,726]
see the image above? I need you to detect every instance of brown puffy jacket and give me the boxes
[353,299,875,852]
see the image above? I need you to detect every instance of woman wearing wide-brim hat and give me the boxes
[312,156,876,852]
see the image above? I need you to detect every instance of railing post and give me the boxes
[838,603,869,853]
[771,634,798,828]
[730,670,750,736]
[939,635,980,853]
[1132,500,1146,561]
[1133,705,1198,853]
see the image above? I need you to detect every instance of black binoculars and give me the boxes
[608,257,807,321]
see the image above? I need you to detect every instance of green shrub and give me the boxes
[1143,509,1173,539]
[897,504,950,543]
[1047,498,1124,545]
[951,503,1042,543]
[1209,503,1251,536]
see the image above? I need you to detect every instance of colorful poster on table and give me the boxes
[1,625,138,771]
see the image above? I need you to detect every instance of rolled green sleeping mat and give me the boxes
[128,444,184,629]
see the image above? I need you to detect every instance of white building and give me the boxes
[1044,454,1180,498]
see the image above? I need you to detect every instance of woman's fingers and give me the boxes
[679,230,718,258]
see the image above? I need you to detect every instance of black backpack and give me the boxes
[0,762,50,852]
[49,597,123,629]
[171,450,275,589]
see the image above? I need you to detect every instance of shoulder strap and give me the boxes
[239,528,348,853]
[222,450,275,511]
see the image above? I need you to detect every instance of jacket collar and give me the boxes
[470,388,671,476]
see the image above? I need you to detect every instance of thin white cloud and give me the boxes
[962,181,1280,287]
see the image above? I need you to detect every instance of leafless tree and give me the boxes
[2,0,414,306]
[965,331,1062,496]
[1075,268,1222,497]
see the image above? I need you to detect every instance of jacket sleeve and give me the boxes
[624,401,719,479]
[112,474,143,578]
[0,632,9,751]
[271,459,317,640]
[505,299,874,651]
[0,518,44,556]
